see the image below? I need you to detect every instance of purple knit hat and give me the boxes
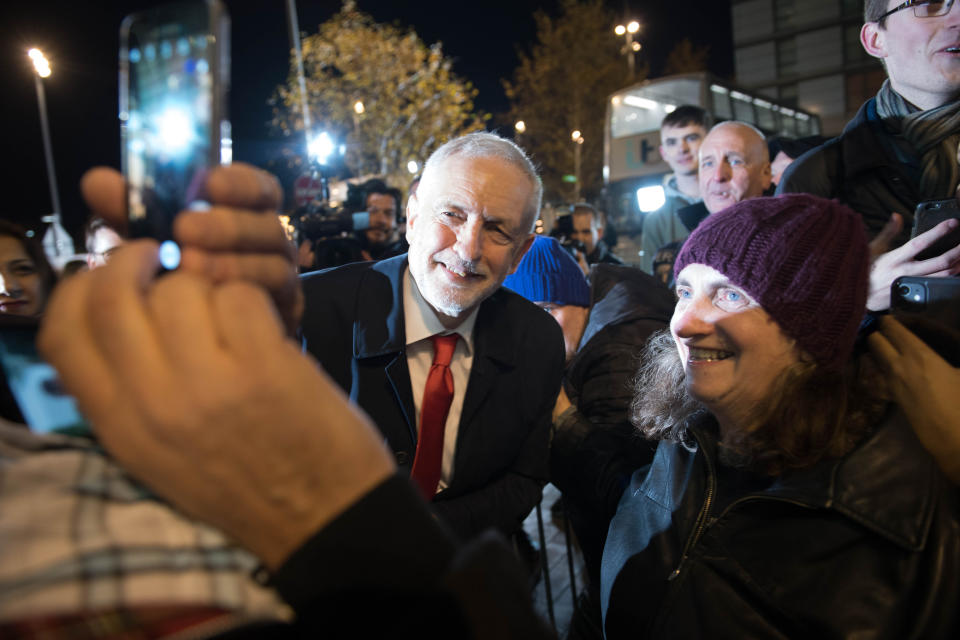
[674,194,869,369]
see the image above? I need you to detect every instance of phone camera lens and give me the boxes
[897,284,911,296]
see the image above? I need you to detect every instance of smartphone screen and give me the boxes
[120,1,230,268]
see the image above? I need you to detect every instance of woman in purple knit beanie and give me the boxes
[600,193,959,639]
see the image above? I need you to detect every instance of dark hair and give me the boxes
[630,331,889,475]
[360,179,402,220]
[767,135,829,161]
[864,0,890,25]
[571,202,600,224]
[0,220,58,310]
[661,105,711,131]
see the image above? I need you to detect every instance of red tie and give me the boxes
[410,333,459,499]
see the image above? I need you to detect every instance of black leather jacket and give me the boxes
[601,409,960,639]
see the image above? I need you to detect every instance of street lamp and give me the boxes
[514,120,526,134]
[28,48,73,260]
[614,20,642,79]
[571,130,584,202]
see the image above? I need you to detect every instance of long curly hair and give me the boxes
[630,330,890,475]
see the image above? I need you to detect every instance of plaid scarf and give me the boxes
[875,79,960,200]
[0,421,291,636]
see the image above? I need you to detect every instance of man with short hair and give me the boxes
[570,203,623,267]
[300,132,565,541]
[639,105,709,274]
[669,121,773,245]
[779,0,960,308]
[357,179,407,261]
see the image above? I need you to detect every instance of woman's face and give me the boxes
[670,263,801,426]
[0,235,46,317]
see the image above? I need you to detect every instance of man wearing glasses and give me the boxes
[779,0,960,303]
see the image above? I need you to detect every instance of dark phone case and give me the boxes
[912,199,960,261]
[891,276,960,328]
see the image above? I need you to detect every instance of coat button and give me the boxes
[395,451,409,465]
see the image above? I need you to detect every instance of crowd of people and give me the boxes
[2,1,960,638]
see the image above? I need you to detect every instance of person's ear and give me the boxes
[404,193,419,239]
[860,21,888,60]
[508,235,536,274]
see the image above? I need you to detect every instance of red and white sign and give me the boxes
[293,173,323,208]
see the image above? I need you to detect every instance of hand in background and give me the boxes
[867,216,960,311]
[80,164,303,335]
[868,316,960,484]
[38,241,395,569]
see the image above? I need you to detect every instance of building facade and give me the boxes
[731,0,886,134]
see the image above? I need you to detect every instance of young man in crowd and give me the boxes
[639,106,709,274]
[778,0,960,309]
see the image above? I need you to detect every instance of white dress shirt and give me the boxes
[403,267,478,493]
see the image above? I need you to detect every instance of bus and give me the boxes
[603,72,821,255]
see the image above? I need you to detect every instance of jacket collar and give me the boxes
[838,97,909,177]
[353,254,408,359]
[351,254,517,367]
[687,408,939,552]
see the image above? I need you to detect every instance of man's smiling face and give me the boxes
[405,154,534,327]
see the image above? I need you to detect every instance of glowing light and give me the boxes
[664,104,677,113]
[308,131,335,164]
[407,160,419,174]
[155,107,194,155]
[515,120,526,133]
[571,130,582,142]
[614,25,626,35]
[354,100,365,114]
[631,41,642,51]
[637,186,666,213]
[159,240,181,270]
[28,48,51,77]
[623,95,658,110]
[627,21,640,33]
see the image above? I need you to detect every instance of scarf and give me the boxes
[875,79,960,199]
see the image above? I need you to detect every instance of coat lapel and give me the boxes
[456,291,518,471]
[352,256,417,442]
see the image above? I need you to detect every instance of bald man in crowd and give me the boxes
[657,121,772,281]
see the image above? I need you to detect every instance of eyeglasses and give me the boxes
[876,0,956,22]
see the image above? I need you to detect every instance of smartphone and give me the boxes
[120,0,230,269]
[891,276,960,328]
[0,316,89,435]
[912,199,960,261]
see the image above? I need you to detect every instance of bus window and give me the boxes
[710,84,732,120]
[731,90,755,124]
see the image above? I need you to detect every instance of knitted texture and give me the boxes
[503,235,591,307]
[674,194,869,369]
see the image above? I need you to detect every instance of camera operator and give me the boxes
[300,179,407,271]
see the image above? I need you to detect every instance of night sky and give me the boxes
[4,0,732,240]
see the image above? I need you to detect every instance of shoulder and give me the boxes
[776,139,840,198]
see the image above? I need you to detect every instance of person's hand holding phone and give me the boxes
[37,240,394,568]
[866,214,960,311]
[81,164,303,335]
[868,316,960,485]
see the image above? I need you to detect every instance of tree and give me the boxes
[270,1,487,187]
[663,38,710,75]
[504,0,635,203]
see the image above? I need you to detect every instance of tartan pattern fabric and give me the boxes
[0,420,291,635]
